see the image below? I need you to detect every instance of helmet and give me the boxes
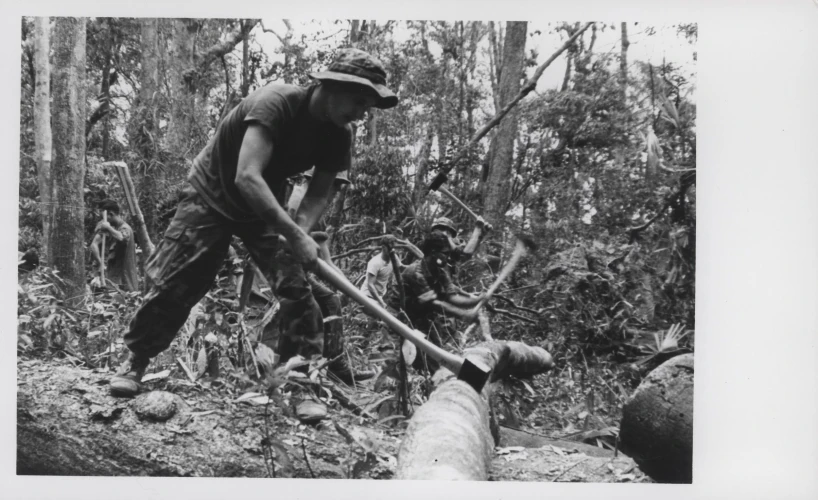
[431,217,457,236]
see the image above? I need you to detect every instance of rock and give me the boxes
[133,391,179,422]
[296,400,328,424]
[619,353,693,483]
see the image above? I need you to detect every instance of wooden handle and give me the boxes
[313,259,464,374]
[469,239,530,315]
[438,185,480,221]
[99,210,107,284]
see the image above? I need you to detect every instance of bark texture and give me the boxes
[483,21,526,227]
[619,353,693,483]
[50,17,87,302]
[33,16,52,262]
[395,341,553,480]
[131,18,161,238]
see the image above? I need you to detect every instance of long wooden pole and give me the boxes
[102,161,155,255]
[99,210,107,285]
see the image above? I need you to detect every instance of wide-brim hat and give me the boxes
[310,48,398,109]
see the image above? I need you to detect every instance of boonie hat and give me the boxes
[431,216,457,235]
[310,48,398,109]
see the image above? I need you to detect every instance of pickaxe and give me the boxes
[467,235,537,318]
[427,172,481,223]
[307,233,491,392]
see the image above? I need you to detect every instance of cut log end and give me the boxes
[619,353,693,483]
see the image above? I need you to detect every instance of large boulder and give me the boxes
[619,353,693,483]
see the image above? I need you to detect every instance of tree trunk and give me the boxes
[168,19,197,161]
[50,16,87,304]
[131,18,161,239]
[396,341,553,480]
[620,22,629,103]
[325,20,363,232]
[99,19,115,159]
[33,16,52,262]
[619,354,693,483]
[413,127,435,207]
[483,21,527,227]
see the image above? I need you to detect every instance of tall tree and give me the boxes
[130,18,161,238]
[483,21,527,226]
[33,17,52,262]
[50,17,87,302]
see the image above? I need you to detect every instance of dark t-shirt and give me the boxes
[188,83,352,221]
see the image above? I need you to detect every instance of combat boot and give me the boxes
[110,352,150,397]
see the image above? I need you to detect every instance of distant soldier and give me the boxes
[361,235,401,309]
[428,215,490,274]
[401,232,484,372]
[90,199,138,292]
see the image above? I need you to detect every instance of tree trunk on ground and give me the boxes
[483,21,526,227]
[33,16,52,262]
[50,16,87,303]
[619,353,693,483]
[395,340,553,480]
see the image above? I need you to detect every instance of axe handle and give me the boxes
[470,243,528,315]
[313,259,464,374]
[438,185,480,221]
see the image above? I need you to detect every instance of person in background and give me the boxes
[89,199,139,292]
[360,235,401,309]
[400,232,484,372]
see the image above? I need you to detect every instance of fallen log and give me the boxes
[395,341,553,480]
[619,353,694,483]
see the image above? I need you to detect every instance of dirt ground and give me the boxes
[16,355,649,482]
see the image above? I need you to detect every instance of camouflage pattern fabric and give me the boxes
[124,185,324,360]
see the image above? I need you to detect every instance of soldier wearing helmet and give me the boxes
[430,214,491,274]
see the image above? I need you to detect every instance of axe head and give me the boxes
[516,234,538,252]
[457,357,491,393]
[427,172,449,193]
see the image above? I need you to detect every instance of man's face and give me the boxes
[326,86,379,127]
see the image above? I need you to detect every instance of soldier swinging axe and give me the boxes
[305,233,491,392]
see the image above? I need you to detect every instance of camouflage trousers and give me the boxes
[260,275,346,363]
[125,185,324,361]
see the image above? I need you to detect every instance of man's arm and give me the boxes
[431,298,478,321]
[89,233,103,266]
[461,216,487,257]
[235,124,319,266]
[293,168,336,232]
[96,221,125,242]
[442,291,484,308]
[366,273,387,308]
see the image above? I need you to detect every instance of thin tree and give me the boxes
[33,16,53,262]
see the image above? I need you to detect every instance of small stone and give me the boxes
[296,400,328,425]
[133,391,178,422]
